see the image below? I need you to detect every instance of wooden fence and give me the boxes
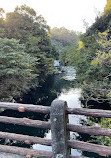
[0,100,111,157]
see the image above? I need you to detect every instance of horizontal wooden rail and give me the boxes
[0,102,50,114]
[0,145,89,158]
[0,131,51,146]
[0,144,88,158]
[0,144,52,157]
[0,132,91,158]
[68,139,111,157]
[1,102,111,118]
[1,125,111,156]
[67,124,111,137]
[70,156,89,158]
[1,101,111,157]
[0,116,50,129]
[67,107,111,118]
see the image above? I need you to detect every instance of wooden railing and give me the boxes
[0,101,111,157]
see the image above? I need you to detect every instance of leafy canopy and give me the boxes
[0,38,37,100]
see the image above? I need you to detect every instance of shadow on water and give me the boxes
[0,66,109,157]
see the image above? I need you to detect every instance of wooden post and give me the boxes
[50,100,70,158]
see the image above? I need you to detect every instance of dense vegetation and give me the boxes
[51,27,79,65]
[0,5,57,101]
[0,2,110,106]
[0,5,80,101]
[62,0,111,149]
[62,1,111,106]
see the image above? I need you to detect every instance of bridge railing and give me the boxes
[0,101,111,157]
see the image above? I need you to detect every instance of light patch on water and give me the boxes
[58,88,81,107]
[58,87,86,128]
[33,130,52,152]
[62,67,76,81]
[62,75,76,81]
[33,144,52,151]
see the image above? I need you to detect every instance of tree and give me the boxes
[0,5,57,83]
[89,31,111,103]
[51,27,79,65]
[0,38,37,101]
[51,27,79,47]
[73,30,111,104]
[69,5,111,104]
[104,0,111,13]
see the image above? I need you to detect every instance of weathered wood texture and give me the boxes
[67,107,111,117]
[1,101,111,158]
[70,156,89,158]
[0,144,87,158]
[1,116,111,138]
[68,140,111,157]
[0,152,89,158]
[67,124,111,137]
[0,131,51,146]
[0,152,26,158]
[1,102,111,118]
[0,145,52,157]
[0,102,50,114]
[0,116,50,129]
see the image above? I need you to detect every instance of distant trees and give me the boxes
[51,27,79,47]
[51,27,80,65]
[0,5,57,101]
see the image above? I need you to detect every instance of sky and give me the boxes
[0,0,107,32]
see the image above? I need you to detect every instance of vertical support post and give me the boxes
[50,100,70,158]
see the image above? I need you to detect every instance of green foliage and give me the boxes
[0,38,37,100]
[85,5,111,35]
[59,45,78,66]
[1,5,57,80]
[0,5,58,100]
[51,27,79,47]
[51,39,64,52]
[15,5,37,17]
[104,0,111,13]
[88,31,111,103]
[51,27,80,65]
[88,118,111,147]
[78,41,84,50]
[82,31,111,104]
[69,13,111,104]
